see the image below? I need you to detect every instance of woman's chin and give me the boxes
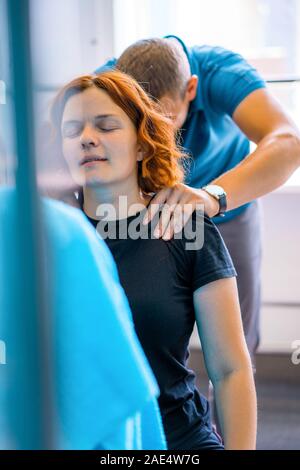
[83,174,111,187]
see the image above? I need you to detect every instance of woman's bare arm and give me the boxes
[193,277,257,450]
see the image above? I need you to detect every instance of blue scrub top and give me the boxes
[0,188,166,450]
[95,35,266,224]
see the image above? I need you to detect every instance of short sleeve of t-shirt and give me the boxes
[170,212,237,292]
[196,46,266,116]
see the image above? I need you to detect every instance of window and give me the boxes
[113,0,300,186]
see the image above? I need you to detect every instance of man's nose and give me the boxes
[80,125,99,149]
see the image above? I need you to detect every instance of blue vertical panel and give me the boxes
[3,0,53,449]
[0,0,14,185]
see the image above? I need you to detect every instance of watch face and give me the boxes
[205,185,225,197]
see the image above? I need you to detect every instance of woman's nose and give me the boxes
[80,125,99,149]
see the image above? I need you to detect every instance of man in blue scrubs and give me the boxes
[96,35,300,362]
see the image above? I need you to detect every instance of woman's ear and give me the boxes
[137,145,144,162]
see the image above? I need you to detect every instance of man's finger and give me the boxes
[142,188,171,225]
[161,215,175,241]
[173,204,189,234]
[162,204,190,240]
[153,202,176,238]
[165,204,194,240]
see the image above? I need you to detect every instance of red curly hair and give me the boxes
[50,69,188,193]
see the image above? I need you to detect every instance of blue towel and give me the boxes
[0,188,166,449]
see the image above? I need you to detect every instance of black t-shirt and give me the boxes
[82,200,236,449]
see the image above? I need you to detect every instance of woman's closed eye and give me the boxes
[96,124,119,133]
[62,122,82,138]
[95,117,121,133]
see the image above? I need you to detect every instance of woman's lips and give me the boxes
[80,156,108,167]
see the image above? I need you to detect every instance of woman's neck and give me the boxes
[83,183,152,221]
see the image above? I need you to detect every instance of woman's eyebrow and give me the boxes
[62,119,81,127]
[62,115,118,123]
[61,115,121,130]
[94,114,119,120]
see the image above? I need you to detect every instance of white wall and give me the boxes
[30,0,114,87]
[259,188,300,352]
[190,188,300,353]
[29,0,115,175]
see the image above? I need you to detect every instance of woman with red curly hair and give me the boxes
[51,70,257,450]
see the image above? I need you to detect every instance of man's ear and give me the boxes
[186,75,198,102]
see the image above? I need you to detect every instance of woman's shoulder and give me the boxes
[162,211,212,272]
[167,210,236,290]
[168,210,220,250]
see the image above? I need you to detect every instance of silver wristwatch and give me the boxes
[202,184,227,217]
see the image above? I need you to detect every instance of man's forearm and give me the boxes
[212,131,300,212]
[214,368,257,450]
